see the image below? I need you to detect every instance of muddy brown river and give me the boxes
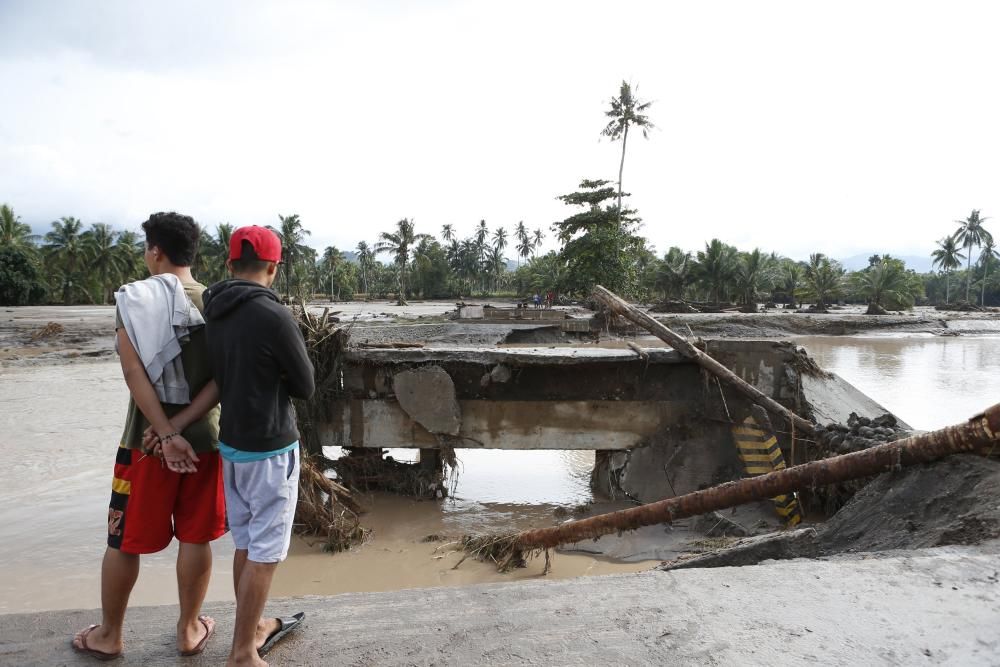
[1,332,997,613]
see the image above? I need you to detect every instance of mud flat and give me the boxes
[649,305,1000,339]
[4,544,999,666]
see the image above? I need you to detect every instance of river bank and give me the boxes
[5,303,1000,368]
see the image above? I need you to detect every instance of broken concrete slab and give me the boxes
[391,365,462,436]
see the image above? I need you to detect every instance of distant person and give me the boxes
[203,226,314,667]
[533,293,541,309]
[73,212,225,660]
[546,291,555,308]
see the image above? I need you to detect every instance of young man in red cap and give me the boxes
[203,225,314,667]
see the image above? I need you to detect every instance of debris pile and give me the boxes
[813,412,910,454]
[331,450,452,499]
[28,321,64,341]
[295,455,370,553]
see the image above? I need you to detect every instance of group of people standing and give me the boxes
[71,213,311,666]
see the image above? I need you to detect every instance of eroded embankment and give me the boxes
[661,455,1000,570]
[649,311,1000,338]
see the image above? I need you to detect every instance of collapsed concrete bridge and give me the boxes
[317,338,900,503]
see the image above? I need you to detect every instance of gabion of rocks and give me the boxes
[812,412,910,455]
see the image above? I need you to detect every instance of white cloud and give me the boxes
[1,0,998,261]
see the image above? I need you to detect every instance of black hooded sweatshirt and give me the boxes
[203,279,315,453]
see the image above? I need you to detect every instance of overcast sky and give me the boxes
[2,0,998,261]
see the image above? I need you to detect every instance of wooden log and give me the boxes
[515,402,1000,550]
[592,285,816,436]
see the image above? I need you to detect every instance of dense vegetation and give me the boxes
[1,82,997,308]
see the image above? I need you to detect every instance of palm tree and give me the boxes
[492,227,508,256]
[44,217,87,305]
[954,209,992,303]
[531,228,545,257]
[696,239,738,304]
[275,214,311,300]
[212,223,234,281]
[799,253,845,310]
[851,257,920,312]
[374,218,429,305]
[114,230,146,285]
[780,260,802,308]
[931,235,965,304]
[978,237,999,306]
[82,223,123,304]
[601,81,655,218]
[441,224,455,244]
[355,241,375,297]
[734,248,773,311]
[321,246,344,300]
[514,221,530,268]
[0,204,36,250]
[654,247,692,300]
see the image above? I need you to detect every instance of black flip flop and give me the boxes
[258,612,305,657]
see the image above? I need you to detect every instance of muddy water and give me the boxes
[794,334,1000,430]
[4,332,996,613]
[0,362,649,614]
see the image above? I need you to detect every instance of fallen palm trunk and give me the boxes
[592,285,816,436]
[464,403,1000,566]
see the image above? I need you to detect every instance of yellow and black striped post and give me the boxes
[731,415,802,526]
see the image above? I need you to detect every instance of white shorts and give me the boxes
[222,448,299,563]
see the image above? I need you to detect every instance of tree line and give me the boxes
[1,199,996,309]
[1,81,997,308]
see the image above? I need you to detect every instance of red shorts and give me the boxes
[107,446,227,554]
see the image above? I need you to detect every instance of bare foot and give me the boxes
[178,614,215,654]
[254,617,281,650]
[224,618,279,666]
[72,624,123,657]
[226,649,268,667]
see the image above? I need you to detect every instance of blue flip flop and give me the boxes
[258,612,305,657]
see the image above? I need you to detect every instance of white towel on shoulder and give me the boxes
[115,273,205,404]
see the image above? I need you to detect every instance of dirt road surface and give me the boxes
[3,544,998,666]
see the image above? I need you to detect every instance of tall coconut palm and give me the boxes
[441,224,455,244]
[514,221,530,268]
[321,246,344,300]
[492,227,508,256]
[979,237,999,306]
[0,204,36,250]
[44,217,87,304]
[275,214,312,300]
[954,209,992,303]
[355,241,375,297]
[82,223,123,304]
[531,228,545,257]
[601,81,655,218]
[931,235,965,304]
[374,218,429,305]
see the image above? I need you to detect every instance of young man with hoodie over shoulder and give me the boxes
[72,212,225,661]
[202,225,314,667]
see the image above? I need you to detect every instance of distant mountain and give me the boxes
[838,253,934,273]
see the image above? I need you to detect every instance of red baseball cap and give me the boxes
[230,226,282,263]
